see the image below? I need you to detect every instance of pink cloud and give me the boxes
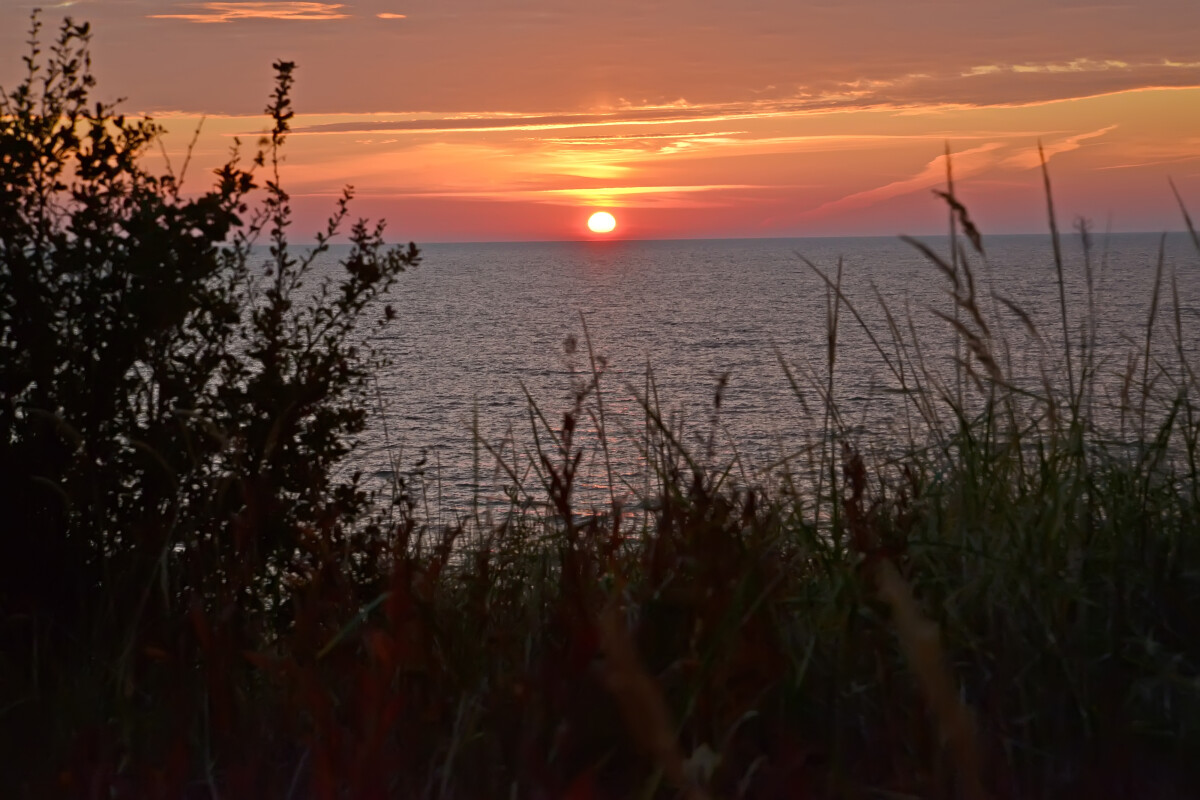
[149,2,348,23]
[800,143,1005,218]
[1000,125,1117,170]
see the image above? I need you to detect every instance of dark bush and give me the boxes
[0,14,418,785]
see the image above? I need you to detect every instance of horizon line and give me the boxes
[291,229,1195,247]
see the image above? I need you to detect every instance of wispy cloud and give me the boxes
[281,105,792,136]
[540,184,763,207]
[1095,154,1200,171]
[1000,125,1118,169]
[789,125,1119,222]
[1013,59,1130,74]
[800,143,1006,219]
[149,2,348,23]
[965,59,1133,77]
[377,12,407,20]
[275,66,1200,139]
[278,96,914,139]
[306,183,786,209]
[536,131,747,145]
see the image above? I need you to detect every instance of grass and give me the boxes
[7,176,1200,799]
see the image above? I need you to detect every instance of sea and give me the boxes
[297,233,1200,519]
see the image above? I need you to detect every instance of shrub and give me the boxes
[0,13,418,785]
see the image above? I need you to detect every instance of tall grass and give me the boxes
[11,178,1200,799]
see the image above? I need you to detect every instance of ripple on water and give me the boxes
[311,233,1200,512]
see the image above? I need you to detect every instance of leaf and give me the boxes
[933,189,985,255]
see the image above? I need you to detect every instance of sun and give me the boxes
[587,211,616,234]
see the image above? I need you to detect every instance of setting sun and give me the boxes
[587,211,616,234]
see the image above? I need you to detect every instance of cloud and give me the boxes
[377,12,407,19]
[148,2,348,23]
[1000,125,1117,170]
[789,126,1118,223]
[1095,154,1200,171]
[306,183,791,209]
[965,59,1132,76]
[282,109,768,136]
[270,59,1200,139]
[537,131,747,145]
[277,96,914,139]
[800,143,1006,218]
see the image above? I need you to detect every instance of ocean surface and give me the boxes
[299,233,1200,518]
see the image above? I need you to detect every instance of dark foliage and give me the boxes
[0,14,417,788]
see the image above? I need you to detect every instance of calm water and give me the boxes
[303,233,1199,516]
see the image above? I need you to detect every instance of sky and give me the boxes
[3,1,1200,242]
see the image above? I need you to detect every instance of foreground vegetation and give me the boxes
[3,15,1200,799]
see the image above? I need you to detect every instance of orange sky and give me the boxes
[3,1,1200,241]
